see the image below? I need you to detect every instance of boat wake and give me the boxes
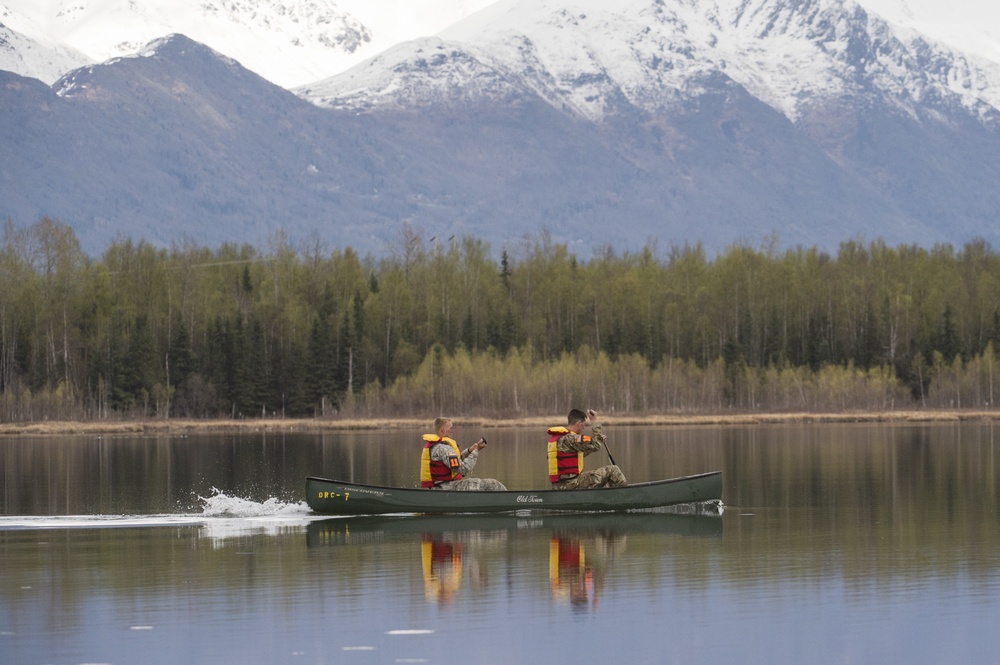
[629,499,725,516]
[0,488,322,537]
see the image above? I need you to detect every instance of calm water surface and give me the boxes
[2,422,1000,665]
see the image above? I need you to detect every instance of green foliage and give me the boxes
[7,218,1000,420]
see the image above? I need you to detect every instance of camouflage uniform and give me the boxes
[428,443,507,491]
[551,423,627,489]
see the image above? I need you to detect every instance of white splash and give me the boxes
[197,487,310,517]
[194,488,318,545]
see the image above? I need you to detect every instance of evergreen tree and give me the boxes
[936,305,961,362]
[500,250,513,296]
[607,319,624,358]
[204,316,237,414]
[461,307,477,351]
[335,310,353,396]
[764,309,784,367]
[233,317,271,416]
[854,303,880,369]
[307,315,336,413]
[117,314,158,413]
[988,310,1000,353]
[168,316,193,390]
[106,314,131,412]
[275,337,310,417]
[804,310,830,371]
[487,306,517,354]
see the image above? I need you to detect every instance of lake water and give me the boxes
[2,422,1000,665]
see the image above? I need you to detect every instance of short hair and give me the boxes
[567,409,587,425]
[434,417,452,432]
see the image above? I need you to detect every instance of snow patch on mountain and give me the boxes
[301,0,1000,127]
[859,0,1000,66]
[297,37,522,110]
[1,9,91,83]
[5,0,1000,128]
[0,0,496,87]
[4,0,1000,111]
[707,0,1000,123]
[2,0,375,86]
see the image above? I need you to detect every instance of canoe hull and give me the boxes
[305,471,722,516]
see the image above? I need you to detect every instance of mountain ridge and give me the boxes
[0,0,496,87]
[302,0,1000,129]
[2,2,1000,258]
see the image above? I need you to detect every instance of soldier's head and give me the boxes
[434,417,454,437]
[567,409,587,433]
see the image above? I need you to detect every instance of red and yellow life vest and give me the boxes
[420,434,463,487]
[547,426,586,483]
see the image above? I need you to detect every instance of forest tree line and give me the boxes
[3,216,1000,421]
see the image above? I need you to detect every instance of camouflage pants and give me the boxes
[553,465,627,490]
[435,477,508,491]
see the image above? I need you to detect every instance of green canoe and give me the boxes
[305,471,722,516]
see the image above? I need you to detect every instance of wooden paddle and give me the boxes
[603,437,617,467]
[588,409,617,467]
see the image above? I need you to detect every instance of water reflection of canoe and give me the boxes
[306,511,722,547]
[305,471,722,516]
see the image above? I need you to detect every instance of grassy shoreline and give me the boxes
[3,409,1000,436]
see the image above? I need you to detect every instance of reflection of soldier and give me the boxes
[421,535,463,604]
[549,537,594,608]
[549,531,627,612]
[420,528,507,604]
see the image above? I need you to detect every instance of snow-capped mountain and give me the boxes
[3,0,999,92]
[301,0,1000,127]
[0,0,496,87]
[3,0,1000,257]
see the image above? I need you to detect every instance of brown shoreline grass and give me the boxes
[3,409,1000,436]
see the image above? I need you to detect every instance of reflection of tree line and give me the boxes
[2,433,331,514]
[711,424,1000,580]
[717,424,1000,514]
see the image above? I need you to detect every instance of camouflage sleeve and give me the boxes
[457,449,479,475]
[430,443,478,476]
[590,423,608,445]
[556,430,603,455]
